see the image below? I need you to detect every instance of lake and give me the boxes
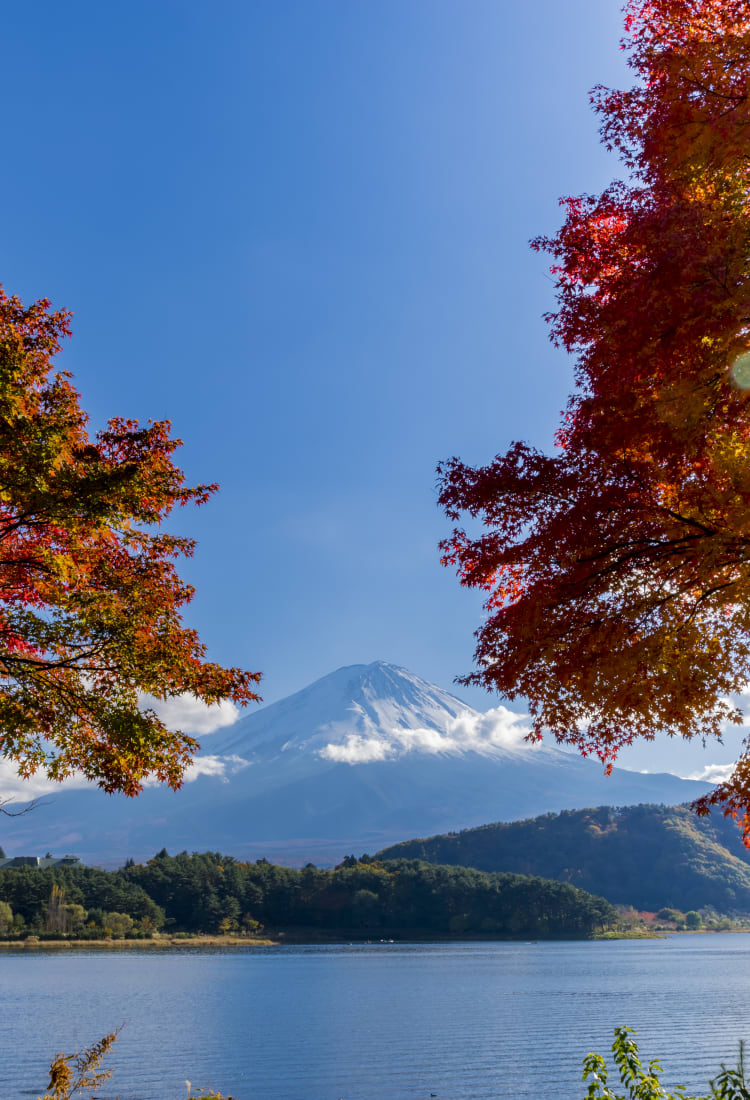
[1,935,749,1099]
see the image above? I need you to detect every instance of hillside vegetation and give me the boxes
[375,805,750,913]
[0,851,614,940]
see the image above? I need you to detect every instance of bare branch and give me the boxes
[0,795,46,817]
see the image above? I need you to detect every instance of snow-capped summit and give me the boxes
[208,660,534,765]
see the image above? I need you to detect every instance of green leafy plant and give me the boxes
[582,1027,750,1100]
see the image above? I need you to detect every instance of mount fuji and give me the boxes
[2,661,713,865]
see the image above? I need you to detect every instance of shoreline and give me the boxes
[0,927,744,950]
[0,935,279,949]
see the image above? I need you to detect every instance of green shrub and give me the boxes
[582,1027,750,1100]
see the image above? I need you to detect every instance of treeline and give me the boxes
[614,905,746,934]
[0,851,616,939]
[0,864,165,937]
[375,804,750,913]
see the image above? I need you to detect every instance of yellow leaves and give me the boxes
[38,1029,119,1100]
[42,1053,73,1100]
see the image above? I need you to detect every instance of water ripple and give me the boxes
[1,936,749,1099]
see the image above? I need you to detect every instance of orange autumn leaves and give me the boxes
[439,0,750,830]
[0,288,259,795]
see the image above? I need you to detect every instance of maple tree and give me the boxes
[0,287,260,796]
[439,0,750,830]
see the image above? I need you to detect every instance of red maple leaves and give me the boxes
[0,288,260,796]
[439,0,750,832]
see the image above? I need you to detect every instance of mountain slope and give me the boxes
[207,660,482,761]
[0,662,714,865]
[375,804,750,912]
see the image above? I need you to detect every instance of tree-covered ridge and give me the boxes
[0,851,615,939]
[375,804,750,914]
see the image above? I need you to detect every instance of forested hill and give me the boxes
[0,852,614,940]
[374,805,750,913]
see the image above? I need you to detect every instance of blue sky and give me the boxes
[2,0,741,778]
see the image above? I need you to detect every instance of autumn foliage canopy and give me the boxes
[439,0,750,829]
[0,289,259,796]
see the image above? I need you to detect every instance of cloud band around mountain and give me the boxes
[318,704,532,764]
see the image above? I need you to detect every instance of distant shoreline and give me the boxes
[0,935,279,949]
[2,927,745,951]
[0,930,670,949]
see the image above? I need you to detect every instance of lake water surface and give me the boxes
[1,935,749,1099]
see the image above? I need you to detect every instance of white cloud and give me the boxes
[442,705,531,750]
[142,753,250,787]
[0,757,89,804]
[320,736,392,764]
[685,762,736,784]
[184,753,250,783]
[139,693,240,735]
[318,704,531,765]
[393,727,454,754]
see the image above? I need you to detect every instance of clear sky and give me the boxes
[1,0,742,779]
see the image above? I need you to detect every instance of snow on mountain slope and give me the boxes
[207,660,548,765]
